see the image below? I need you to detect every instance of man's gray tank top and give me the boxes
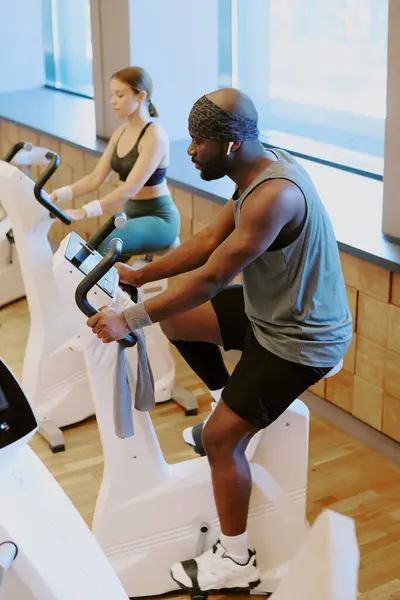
[233,149,352,367]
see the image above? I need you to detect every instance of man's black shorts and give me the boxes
[210,285,333,429]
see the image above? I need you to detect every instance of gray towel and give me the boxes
[113,328,155,439]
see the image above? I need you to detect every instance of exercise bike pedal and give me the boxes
[190,582,267,600]
[185,408,198,417]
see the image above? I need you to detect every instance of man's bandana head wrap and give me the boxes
[189,95,259,142]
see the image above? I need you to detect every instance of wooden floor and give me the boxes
[1,298,400,600]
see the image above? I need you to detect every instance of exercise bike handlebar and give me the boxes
[75,237,137,348]
[3,141,33,163]
[0,541,18,590]
[88,211,127,250]
[33,151,72,225]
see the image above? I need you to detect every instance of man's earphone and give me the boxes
[226,141,234,155]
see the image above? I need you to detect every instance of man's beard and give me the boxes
[199,159,227,181]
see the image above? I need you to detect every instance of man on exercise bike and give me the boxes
[87,87,352,594]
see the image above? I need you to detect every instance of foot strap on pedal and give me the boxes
[181,559,202,594]
[192,423,206,456]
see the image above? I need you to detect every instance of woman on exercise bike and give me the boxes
[51,66,180,261]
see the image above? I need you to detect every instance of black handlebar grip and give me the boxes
[88,212,127,250]
[33,151,72,225]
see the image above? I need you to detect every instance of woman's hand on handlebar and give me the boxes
[116,263,144,287]
[64,208,86,221]
[50,189,85,221]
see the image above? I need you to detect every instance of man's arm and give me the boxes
[142,179,296,321]
[87,180,299,341]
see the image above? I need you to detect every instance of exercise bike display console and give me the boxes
[65,232,117,298]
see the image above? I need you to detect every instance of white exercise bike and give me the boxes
[0,144,197,452]
[0,357,131,600]
[53,232,311,597]
[0,143,28,308]
[272,508,359,600]
[0,356,360,599]
[0,204,24,308]
[0,147,93,452]
[0,141,62,308]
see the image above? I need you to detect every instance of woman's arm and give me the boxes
[62,124,168,221]
[51,126,123,202]
[63,123,168,220]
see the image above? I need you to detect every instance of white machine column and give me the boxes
[0,147,94,452]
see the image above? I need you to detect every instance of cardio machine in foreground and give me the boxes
[0,357,132,600]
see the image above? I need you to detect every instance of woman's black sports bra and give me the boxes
[110,122,167,185]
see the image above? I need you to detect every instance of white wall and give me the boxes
[0,0,45,92]
[129,0,219,140]
[382,0,400,240]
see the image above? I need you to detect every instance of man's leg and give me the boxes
[162,299,257,541]
[161,291,262,589]
[202,401,259,536]
[161,301,230,390]
[161,286,248,454]
[169,379,261,592]
[169,323,333,592]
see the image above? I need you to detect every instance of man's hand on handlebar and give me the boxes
[116,263,144,287]
[87,307,131,343]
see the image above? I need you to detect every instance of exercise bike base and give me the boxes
[38,421,65,453]
[171,385,198,416]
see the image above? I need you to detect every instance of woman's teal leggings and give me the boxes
[97,195,180,262]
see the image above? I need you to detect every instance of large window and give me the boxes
[42,0,94,98]
[218,0,389,177]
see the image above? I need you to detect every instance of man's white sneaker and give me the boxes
[170,540,260,594]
